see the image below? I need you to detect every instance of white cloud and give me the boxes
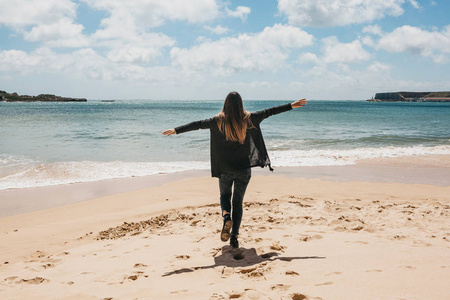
[170,24,314,75]
[0,0,76,27]
[377,25,450,63]
[93,26,175,64]
[0,47,178,82]
[23,19,89,47]
[362,25,383,36]
[2,45,444,101]
[259,24,313,48]
[286,60,440,100]
[0,49,49,74]
[226,6,251,21]
[81,0,220,29]
[322,37,370,63]
[408,0,420,9]
[298,52,320,64]
[91,9,137,42]
[367,62,391,72]
[107,46,160,64]
[0,0,87,48]
[277,0,407,27]
[194,36,210,44]
[203,25,230,35]
[361,36,375,47]
[81,0,219,63]
[100,32,175,64]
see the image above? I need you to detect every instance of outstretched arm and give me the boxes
[291,98,307,108]
[162,117,215,136]
[252,98,307,124]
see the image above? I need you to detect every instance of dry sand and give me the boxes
[0,161,449,299]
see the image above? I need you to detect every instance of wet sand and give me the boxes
[1,154,449,218]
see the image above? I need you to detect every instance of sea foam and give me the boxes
[0,161,209,190]
[270,145,450,167]
[0,145,449,190]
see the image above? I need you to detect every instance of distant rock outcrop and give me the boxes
[368,91,450,102]
[0,90,87,102]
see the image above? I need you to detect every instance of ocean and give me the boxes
[1,100,449,190]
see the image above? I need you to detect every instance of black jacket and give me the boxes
[175,103,292,178]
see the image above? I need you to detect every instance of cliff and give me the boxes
[0,90,87,102]
[368,91,450,102]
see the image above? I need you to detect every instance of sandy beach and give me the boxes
[1,157,449,299]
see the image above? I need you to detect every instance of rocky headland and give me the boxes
[0,90,87,102]
[368,91,450,102]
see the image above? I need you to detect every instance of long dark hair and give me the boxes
[217,92,252,144]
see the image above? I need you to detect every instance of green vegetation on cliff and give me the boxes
[0,90,87,102]
[369,91,450,102]
[426,91,450,98]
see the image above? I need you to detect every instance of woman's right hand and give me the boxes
[291,98,307,108]
[162,129,176,136]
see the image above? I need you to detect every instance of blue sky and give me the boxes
[0,0,449,100]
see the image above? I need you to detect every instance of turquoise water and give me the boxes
[1,100,449,189]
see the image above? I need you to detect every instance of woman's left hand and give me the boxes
[291,99,307,108]
[162,129,176,135]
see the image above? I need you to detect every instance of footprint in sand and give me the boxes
[350,225,364,231]
[325,272,341,276]
[41,263,55,269]
[4,276,18,283]
[228,292,243,299]
[223,289,267,299]
[309,217,328,226]
[238,261,272,279]
[270,283,291,291]
[285,270,299,276]
[119,272,148,284]
[345,240,368,245]
[252,226,268,233]
[4,276,49,285]
[133,263,147,268]
[400,266,416,270]
[170,289,189,295]
[297,235,323,242]
[81,271,95,275]
[126,275,139,281]
[270,242,286,252]
[315,281,333,286]
[21,277,49,284]
[291,294,309,300]
[209,247,222,257]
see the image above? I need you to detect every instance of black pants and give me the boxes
[219,168,251,236]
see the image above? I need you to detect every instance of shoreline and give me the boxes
[1,154,449,218]
[0,164,449,299]
[0,169,210,218]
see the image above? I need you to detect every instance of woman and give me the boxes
[163,92,307,248]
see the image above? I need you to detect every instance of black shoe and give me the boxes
[230,235,239,248]
[221,214,233,242]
